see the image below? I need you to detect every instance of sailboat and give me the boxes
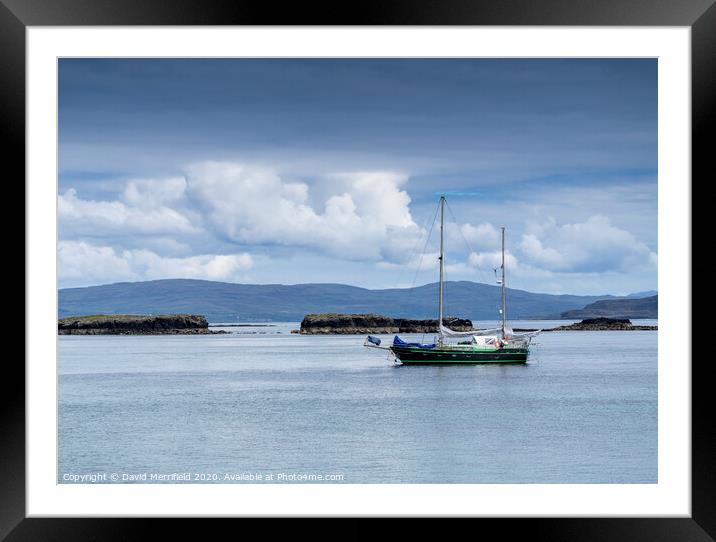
[365,195,540,364]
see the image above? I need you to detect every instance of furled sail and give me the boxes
[502,325,543,339]
[439,323,541,339]
[509,330,541,339]
[439,324,502,338]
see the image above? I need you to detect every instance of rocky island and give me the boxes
[548,317,657,331]
[298,313,472,335]
[58,314,228,335]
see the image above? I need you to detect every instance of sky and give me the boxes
[58,58,657,295]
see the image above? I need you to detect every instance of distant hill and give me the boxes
[58,279,655,323]
[561,295,658,319]
[624,290,658,298]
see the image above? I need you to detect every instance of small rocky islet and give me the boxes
[297,313,472,335]
[545,317,657,331]
[57,314,228,335]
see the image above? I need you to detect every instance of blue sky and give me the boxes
[58,58,657,295]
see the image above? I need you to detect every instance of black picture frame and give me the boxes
[5,0,706,539]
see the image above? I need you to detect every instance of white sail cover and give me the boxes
[510,330,542,338]
[439,324,502,338]
[439,324,541,339]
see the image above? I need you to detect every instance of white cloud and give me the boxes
[59,186,197,237]
[468,250,519,271]
[376,252,440,271]
[121,176,187,209]
[519,215,657,273]
[57,165,657,294]
[185,161,423,262]
[445,222,501,252]
[59,240,253,284]
[59,240,137,283]
[126,250,253,281]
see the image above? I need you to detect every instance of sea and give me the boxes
[58,320,657,484]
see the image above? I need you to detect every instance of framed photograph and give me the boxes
[8,0,707,539]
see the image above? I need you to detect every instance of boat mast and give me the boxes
[438,196,445,333]
[501,226,507,336]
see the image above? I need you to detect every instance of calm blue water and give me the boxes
[58,321,657,484]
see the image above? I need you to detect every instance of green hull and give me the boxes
[390,345,528,364]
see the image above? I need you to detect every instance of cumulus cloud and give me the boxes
[184,161,423,262]
[519,215,657,273]
[468,250,519,271]
[125,250,253,281]
[59,240,136,283]
[121,176,187,209]
[57,164,657,292]
[445,222,501,252]
[59,240,253,284]
[59,186,197,237]
[376,252,440,271]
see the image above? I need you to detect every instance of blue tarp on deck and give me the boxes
[392,335,436,348]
